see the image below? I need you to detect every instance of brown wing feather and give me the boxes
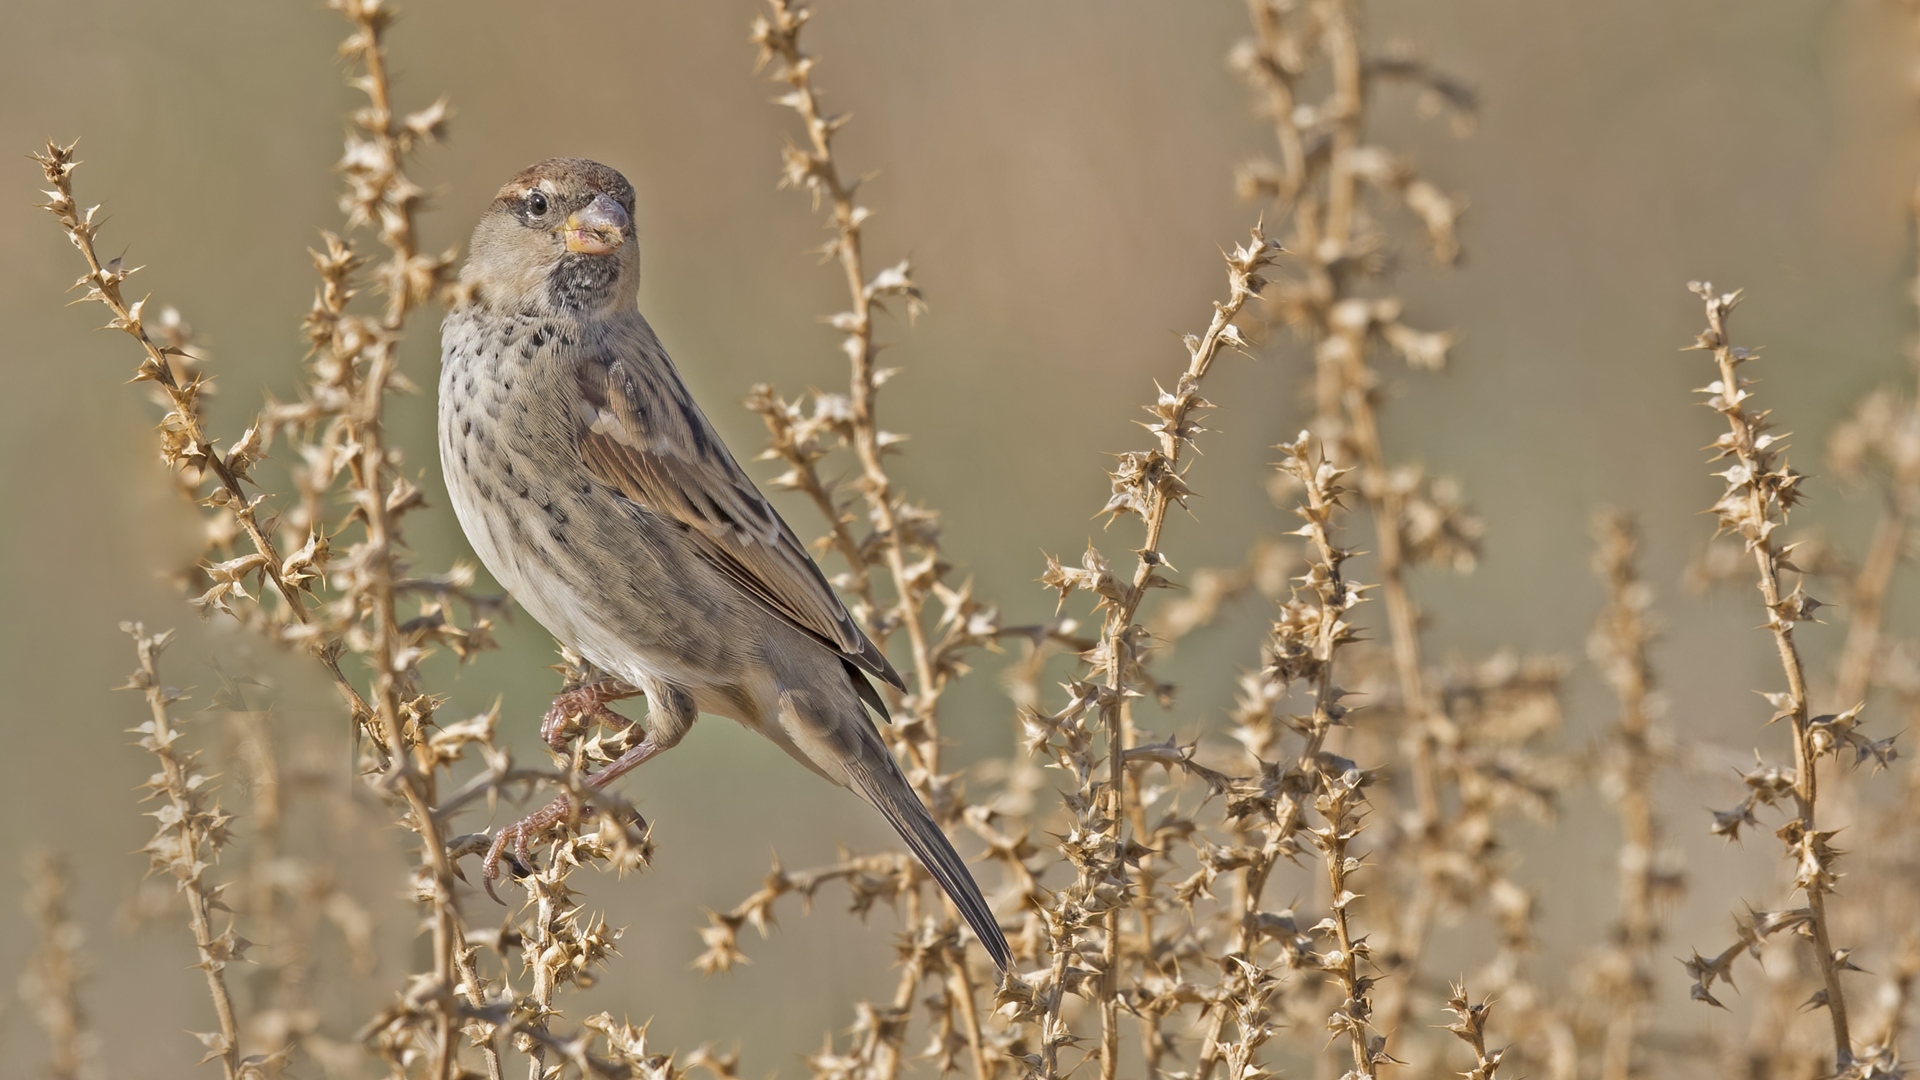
[576,349,904,694]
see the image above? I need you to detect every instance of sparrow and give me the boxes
[438,158,1012,971]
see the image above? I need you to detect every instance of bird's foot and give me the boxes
[481,795,573,904]
[539,679,639,753]
[478,791,651,904]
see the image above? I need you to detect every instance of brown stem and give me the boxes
[21,855,96,1080]
[1301,452,1378,1078]
[452,944,507,1080]
[32,144,375,734]
[750,56,1003,1015]
[1591,513,1663,1080]
[1053,230,1279,1080]
[752,12,1008,1077]
[1292,0,1446,1036]
[1696,286,1852,1066]
[1196,441,1368,1079]
[325,4,466,1074]
[750,392,874,605]
[1039,909,1077,1079]
[127,627,243,1080]
[950,960,993,1080]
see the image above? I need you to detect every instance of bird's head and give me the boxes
[461,158,639,316]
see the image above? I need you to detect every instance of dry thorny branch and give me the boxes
[21,852,104,1080]
[1579,512,1685,1080]
[1679,286,1901,1078]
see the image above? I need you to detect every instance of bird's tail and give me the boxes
[845,748,1013,972]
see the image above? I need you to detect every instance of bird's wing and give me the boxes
[574,343,905,694]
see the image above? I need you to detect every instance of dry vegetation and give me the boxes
[24,0,1920,1078]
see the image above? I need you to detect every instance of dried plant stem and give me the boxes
[1691,283,1853,1066]
[53,3,719,1078]
[37,39,471,1065]
[1196,438,1384,1079]
[1115,761,1170,1080]
[1837,8,1920,711]
[1040,227,1279,1080]
[31,145,372,732]
[1321,801,1376,1078]
[1590,513,1667,1080]
[35,121,458,1072]
[1290,447,1379,1077]
[877,949,923,1080]
[21,852,99,1080]
[124,624,243,1080]
[524,875,567,1079]
[1242,0,1453,1036]
[1037,906,1078,1080]
[753,0,937,720]
[314,6,467,1074]
[1342,370,1443,822]
[749,385,871,594]
[1243,0,1305,203]
[1193,443,1359,1080]
[224,705,308,1078]
[1832,149,1920,712]
[453,945,507,1080]
[1234,3,1493,1049]
[745,11,1039,1077]
[1445,985,1506,1080]
[1193,840,1278,1078]
[1311,83,1454,1039]
[948,959,991,1080]
[1099,246,1270,1080]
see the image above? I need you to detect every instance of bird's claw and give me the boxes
[480,795,573,905]
[539,680,637,753]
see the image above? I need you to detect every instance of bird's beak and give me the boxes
[563,193,629,255]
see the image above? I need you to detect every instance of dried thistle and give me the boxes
[20,852,103,1080]
[1230,7,1576,1071]
[1033,225,1282,1080]
[121,623,246,1079]
[1682,282,1895,1072]
[1582,512,1682,1080]
[735,6,1018,1078]
[1445,983,1507,1080]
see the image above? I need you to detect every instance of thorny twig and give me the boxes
[1586,513,1681,1080]
[1445,984,1506,1080]
[744,6,1017,1079]
[31,144,371,731]
[1040,227,1283,1080]
[21,852,103,1080]
[1684,282,1900,1072]
[1287,438,1388,1078]
[123,624,245,1080]
[1232,0,1502,1061]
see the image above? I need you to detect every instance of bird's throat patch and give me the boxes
[547,252,622,312]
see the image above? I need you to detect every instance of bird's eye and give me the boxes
[526,190,550,217]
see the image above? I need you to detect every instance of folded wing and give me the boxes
[574,346,904,695]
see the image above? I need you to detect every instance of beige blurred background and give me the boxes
[5,0,1920,1074]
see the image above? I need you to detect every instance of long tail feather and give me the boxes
[846,750,1013,972]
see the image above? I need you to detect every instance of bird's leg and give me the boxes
[481,734,673,903]
[538,676,641,752]
[482,685,694,903]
